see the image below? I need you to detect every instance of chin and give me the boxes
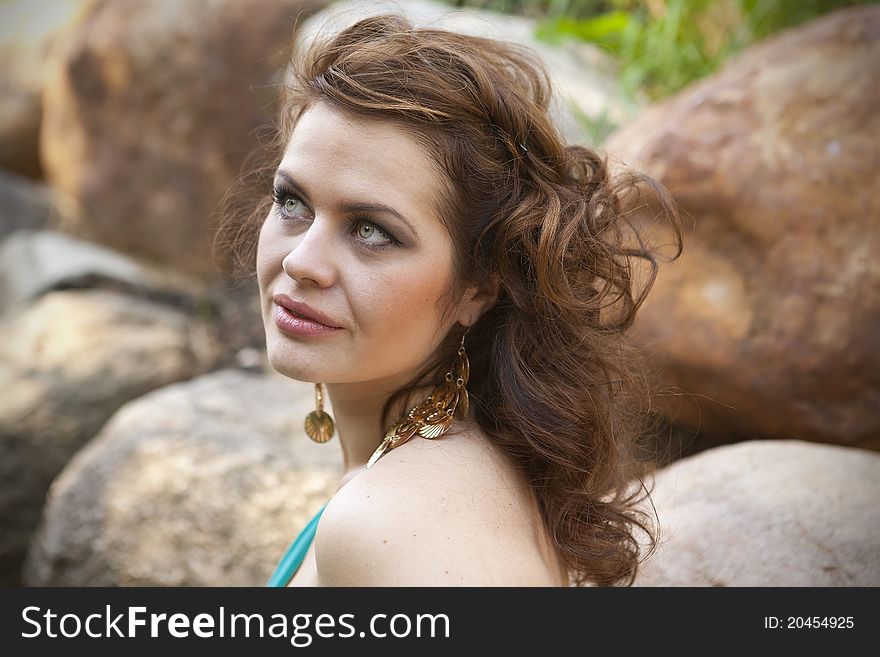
[265,347,318,383]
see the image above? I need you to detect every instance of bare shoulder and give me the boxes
[314,425,560,586]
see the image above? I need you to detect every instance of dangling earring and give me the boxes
[367,325,471,467]
[304,383,335,443]
[441,324,471,424]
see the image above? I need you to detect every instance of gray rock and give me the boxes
[23,369,342,586]
[0,171,58,239]
[0,229,208,313]
[0,289,223,584]
[633,440,880,586]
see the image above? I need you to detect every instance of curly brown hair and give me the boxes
[215,13,683,586]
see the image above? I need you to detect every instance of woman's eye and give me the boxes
[278,194,307,218]
[353,218,395,250]
[356,222,377,240]
[272,184,309,220]
[272,185,398,251]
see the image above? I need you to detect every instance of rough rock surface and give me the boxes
[24,369,341,586]
[605,7,880,449]
[0,289,223,584]
[633,440,880,586]
[39,0,329,276]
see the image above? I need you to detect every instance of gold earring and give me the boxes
[367,325,470,467]
[304,383,335,443]
[443,324,471,423]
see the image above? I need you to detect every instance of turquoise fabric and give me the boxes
[266,504,327,587]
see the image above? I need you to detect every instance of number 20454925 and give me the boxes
[764,616,853,629]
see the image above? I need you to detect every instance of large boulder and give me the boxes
[634,440,880,586]
[39,0,329,278]
[24,369,341,586]
[0,289,223,585]
[606,6,880,450]
[0,0,94,177]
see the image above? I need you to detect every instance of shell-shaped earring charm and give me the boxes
[305,383,335,443]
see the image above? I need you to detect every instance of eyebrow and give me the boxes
[273,170,418,239]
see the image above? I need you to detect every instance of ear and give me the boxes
[456,273,501,327]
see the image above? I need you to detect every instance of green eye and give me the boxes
[351,218,396,252]
[284,197,300,214]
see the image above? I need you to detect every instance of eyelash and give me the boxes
[271,184,401,252]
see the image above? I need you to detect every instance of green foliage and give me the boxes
[449,0,878,100]
[535,11,630,49]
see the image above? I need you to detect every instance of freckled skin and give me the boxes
[256,102,478,392]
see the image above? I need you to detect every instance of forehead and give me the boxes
[278,102,444,222]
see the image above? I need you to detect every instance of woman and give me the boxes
[218,13,682,586]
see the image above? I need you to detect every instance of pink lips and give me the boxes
[272,294,342,338]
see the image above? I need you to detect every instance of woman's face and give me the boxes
[257,102,481,390]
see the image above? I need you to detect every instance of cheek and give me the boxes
[353,259,453,339]
[255,221,277,290]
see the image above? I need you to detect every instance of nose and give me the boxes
[281,216,337,288]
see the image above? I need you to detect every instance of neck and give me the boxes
[324,373,429,477]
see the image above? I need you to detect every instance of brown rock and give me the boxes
[605,6,880,450]
[39,0,329,278]
[0,0,94,177]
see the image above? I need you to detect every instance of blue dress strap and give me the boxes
[266,504,327,587]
